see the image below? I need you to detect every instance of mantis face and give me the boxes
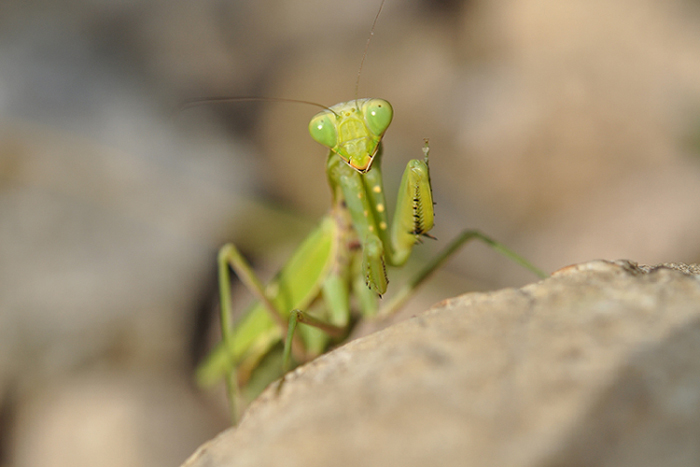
[309,98,393,173]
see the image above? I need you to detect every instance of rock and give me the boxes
[182,260,700,467]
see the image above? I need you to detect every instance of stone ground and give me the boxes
[183,261,700,467]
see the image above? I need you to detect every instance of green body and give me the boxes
[196,98,545,422]
[197,97,432,387]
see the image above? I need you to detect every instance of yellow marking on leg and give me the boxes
[373,185,381,193]
[376,203,384,213]
[379,221,387,230]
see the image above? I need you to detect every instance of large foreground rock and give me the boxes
[183,260,700,467]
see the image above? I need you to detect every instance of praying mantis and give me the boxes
[194,1,546,424]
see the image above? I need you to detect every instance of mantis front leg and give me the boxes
[337,142,435,298]
[339,141,547,317]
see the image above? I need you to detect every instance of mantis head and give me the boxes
[309,98,393,173]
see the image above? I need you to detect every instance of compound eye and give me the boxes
[309,111,337,148]
[363,99,393,137]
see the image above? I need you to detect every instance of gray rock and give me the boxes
[182,260,700,467]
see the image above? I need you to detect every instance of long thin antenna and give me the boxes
[355,0,387,100]
[180,96,331,113]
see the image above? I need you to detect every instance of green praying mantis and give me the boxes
[194,1,547,424]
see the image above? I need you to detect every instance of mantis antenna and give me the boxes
[180,96,334,115]
[354,0,387,101]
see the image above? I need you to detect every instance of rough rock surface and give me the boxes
[182,260,700,467]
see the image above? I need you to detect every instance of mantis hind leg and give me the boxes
[217,244,274,423]
[205,218,340,422]
[216,243,305,423]
[377,230,547,319]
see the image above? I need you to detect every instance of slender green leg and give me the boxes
[277,306,346,395]
[280,269,353,373]
[279,270,354,374]
[217,243,307,422]
[282,309,346,372]
[378,230,547,319]
[217,245,240,423]
[282,314,299,374]
[219,244,286,327]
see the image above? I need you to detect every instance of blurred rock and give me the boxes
[0,7,260,464]
[182,260,700,467]
[13,370,226,467]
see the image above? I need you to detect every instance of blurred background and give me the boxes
[3,0,700,465]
